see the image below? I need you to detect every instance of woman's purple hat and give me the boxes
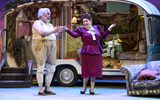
[81,13,92,20]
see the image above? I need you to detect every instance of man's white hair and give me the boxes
[38,8,51,19]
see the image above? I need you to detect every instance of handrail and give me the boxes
[0,28,7,71]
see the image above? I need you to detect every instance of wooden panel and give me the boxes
[120,60,145,67]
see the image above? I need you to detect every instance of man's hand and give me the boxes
[52,26,68,34]
[53,26,59,33]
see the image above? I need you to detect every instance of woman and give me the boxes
[64,13,116,95]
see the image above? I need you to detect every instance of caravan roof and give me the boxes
[101,0,160,16]
[146,0,160,13]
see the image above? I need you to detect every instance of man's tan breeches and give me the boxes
[31,40,56,86]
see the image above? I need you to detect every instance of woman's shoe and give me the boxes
[89,90,95,95]
[80,88,87,94]
[38,92,46,96]
[44,90,56,95]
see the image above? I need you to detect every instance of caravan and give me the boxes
[0,0,160,87]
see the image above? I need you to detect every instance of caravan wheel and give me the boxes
[56,66,78,86]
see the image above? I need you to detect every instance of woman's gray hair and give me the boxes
[37,8,51,19]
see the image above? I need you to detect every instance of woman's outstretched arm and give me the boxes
[64,27,82,38]
[101,23,116,39]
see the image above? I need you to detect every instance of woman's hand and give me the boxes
[57,26,68,33]
[108,23,116,31]
[62,26,68,31]
[52,26,68,34]
[57,26,65,33]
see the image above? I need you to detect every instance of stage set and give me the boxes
[0,0,160,98]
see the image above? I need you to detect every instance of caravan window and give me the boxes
[148,16,160,45]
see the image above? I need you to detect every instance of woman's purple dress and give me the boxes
[66,26,110,78]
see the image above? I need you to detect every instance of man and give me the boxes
[31,8,63,96]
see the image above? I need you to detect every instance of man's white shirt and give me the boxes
[32,20,56,40]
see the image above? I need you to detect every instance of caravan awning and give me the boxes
[100,0,160,16]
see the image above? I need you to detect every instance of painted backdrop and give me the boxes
[0,0,9,30]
